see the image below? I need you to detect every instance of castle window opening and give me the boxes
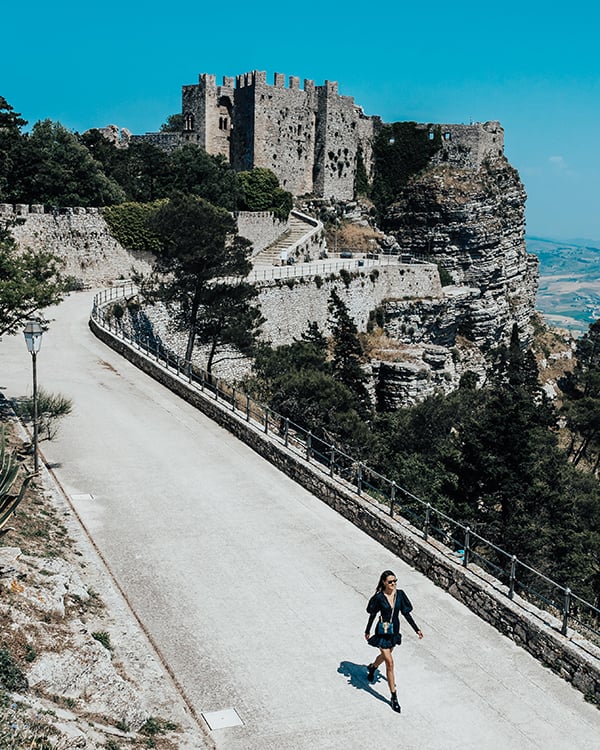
[443,132,451,141]
[428,131,435,140]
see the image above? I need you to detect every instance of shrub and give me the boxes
[103,201,165,254]
[0,648,28,692]
[91,631,112,651]
[16,388,73,440]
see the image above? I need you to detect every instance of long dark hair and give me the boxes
[375,570,396,593]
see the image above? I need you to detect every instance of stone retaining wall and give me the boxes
[89,315,600,705]
[234,211,288,255]
[2,204,153,286]
[257,263,442,345]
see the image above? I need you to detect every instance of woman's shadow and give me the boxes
[337,661,390,705]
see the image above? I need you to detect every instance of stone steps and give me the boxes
[252,216,314,267]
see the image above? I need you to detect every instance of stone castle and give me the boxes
[137,70,506,200]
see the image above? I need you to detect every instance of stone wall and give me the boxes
[235,211,288,256]
[426,121,505,169]
[1,204,153,286]
[256,262,442,345]
[89,315,600,705]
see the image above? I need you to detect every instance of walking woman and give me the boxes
[364,570,423,713]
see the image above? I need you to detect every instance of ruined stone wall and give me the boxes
[129,132,184,153]
[1,204,153,286]
[256,263,442,345]
[248,73,316,195]
[315,83,369,200]
[427,121,505,169]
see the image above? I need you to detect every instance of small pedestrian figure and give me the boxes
[364,570,423,713]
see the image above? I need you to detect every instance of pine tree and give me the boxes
[328,288,371,414]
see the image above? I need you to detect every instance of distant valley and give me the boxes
[528,236,600,335]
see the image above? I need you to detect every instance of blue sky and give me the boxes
[2,1,599,241]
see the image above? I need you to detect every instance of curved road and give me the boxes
[1,291,598,749]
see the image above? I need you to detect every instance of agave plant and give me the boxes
[0,427,33,536]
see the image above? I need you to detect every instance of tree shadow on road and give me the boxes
[337,661,389,705]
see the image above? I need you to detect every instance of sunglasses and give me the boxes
[386,579,397,584]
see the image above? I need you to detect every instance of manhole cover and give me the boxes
[201,708,243,730]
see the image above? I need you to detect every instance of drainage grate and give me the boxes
[70,494,94,501]
[201,708,243,730]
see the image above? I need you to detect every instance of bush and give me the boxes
[103,201,165,254]
[91,631,112,651]
[16,388,73,440]
[238,168,293,220]
[0,648,28,692]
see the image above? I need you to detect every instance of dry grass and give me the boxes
[326,220,383,254]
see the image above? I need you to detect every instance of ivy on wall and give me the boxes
[103,201,165,254]
[370,123,442,218]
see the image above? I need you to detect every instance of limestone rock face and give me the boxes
[385,156,538,350]
[367,156,538,404]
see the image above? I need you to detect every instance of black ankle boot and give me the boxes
[367,663,376,683]
[390,691,401,713]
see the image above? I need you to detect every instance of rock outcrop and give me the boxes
[385,155,538,349]
[370,155,538,405]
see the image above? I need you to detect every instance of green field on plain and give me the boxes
[528,236,600,335]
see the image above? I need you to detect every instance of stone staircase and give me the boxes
[252,213,317,267]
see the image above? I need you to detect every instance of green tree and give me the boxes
[370,122,441,219]
[238,168,292,219]
[0,228,65,336]
[160,114,184,132]
[561,319,600,470]
[195,281,263,374]
[328,288,371,414]
[147,193,253,364]
[0,97,27,201]
[16,120,125,206]
[169,145,242,210]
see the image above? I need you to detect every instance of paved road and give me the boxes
[1,291,598,749]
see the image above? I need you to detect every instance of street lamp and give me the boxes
[23,320,43,472]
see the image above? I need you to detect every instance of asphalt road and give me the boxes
[1,290,598,749]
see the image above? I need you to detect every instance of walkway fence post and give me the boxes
[463,527,471,568]
[390,481,396,517]
[424,503,431,541]
[509,556,517,599]
[562,588,571,636]
[306,431,312,461]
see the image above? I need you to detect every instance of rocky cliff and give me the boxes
[385,155,538,348]
[369,154,539,406]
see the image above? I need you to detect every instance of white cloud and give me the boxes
[549,155,568,170]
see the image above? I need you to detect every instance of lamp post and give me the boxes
[23,320,43,472]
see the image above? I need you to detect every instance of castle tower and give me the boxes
[182,74,234,158]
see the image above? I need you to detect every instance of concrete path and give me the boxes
[1,291,598,749]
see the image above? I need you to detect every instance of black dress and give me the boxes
[365,589,420,649]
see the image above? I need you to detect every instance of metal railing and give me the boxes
[91,285,600,649]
